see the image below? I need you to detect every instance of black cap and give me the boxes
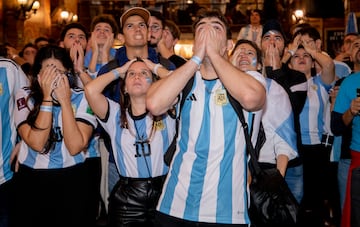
[262,19,286,40]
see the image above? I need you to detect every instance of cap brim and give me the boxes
[120,7,150,28]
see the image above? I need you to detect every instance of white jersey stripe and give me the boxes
[0,59,28,184]
[157,71,265,224]
[15,88,97,169]
[300,75,332,145]
[99,99,175,178]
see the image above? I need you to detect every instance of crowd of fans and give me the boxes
[1,6,360,227]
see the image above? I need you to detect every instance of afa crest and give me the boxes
[154,119,165,130]
[215,88,228,106]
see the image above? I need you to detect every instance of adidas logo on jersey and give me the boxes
[187,93,197,101]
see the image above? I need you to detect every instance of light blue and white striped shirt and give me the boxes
[157,71,265,224]
[258,78,298,163]
[0,58,28,185]
[98,99,176,178]
[14,88,97,169]
[300,74,332,145]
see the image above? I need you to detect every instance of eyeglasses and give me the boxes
[149,25,162,32]
[126,70,152,79]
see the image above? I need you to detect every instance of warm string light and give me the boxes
[59,9,78,25]
[17,0,27,5]
[60,10,69,21]
[292,9,306,23]
[32,1,40,11]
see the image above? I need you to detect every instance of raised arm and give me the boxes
[302,38,335,85]
[282,34,301,64]
[16,65,55,152]
[87,35,99,74]
[85,59,134,119]
[146,25,207,116]
[206,26,265,111]
[210,55,265,111]
[142,58,171,79]
[146,59,199,116]
[71,43,93,86]
[53,75,94,155]
[88,32,114,74]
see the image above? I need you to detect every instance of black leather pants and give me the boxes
[108,175,166,227]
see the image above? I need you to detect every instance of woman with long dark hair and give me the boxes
[85,58,175,227]
[11,45,97,227]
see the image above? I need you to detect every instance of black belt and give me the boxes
[119,175,166,186]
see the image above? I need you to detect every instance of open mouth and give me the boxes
[134,33,144,40]
[239,60,249,65]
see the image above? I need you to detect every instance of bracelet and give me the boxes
[153,64,163,75]
[42,100,53,103]
[40,105,53,113]
[191,56,202,66]
[111,69,121,80]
